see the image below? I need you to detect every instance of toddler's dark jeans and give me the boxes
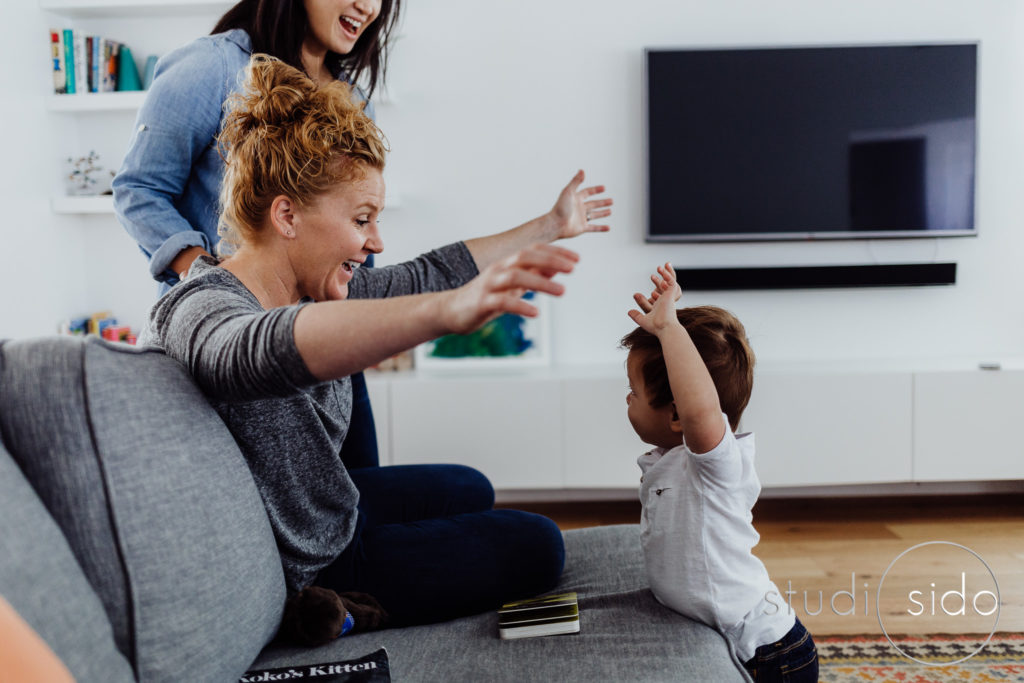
[743,617,818,682]
[316,464,565,627]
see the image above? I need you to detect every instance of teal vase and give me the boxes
[117,46,142,91]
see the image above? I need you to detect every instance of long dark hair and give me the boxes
[212,0,401,100]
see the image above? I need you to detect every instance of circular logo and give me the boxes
[876,541,1000,665]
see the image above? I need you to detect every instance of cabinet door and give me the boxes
[563,377,648,488]
[742,372,913,487]
[388,376,564,489]
[913,370,1024,481]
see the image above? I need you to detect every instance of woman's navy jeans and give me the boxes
[316,464,565,626]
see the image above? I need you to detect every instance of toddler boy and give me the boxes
[621,263,817,682]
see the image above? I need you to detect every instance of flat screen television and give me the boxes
[645,43,978,242]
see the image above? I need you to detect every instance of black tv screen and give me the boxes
[646,43,978,242]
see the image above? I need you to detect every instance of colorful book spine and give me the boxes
[101,39,120,92]
[73,32,87,96]
[85,36,93,92]
[50,30,66,94]
[62,28,75,94]
[90,35,102,93]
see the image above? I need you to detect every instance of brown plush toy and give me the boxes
[278,587,389,646]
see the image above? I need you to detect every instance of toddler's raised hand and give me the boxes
[628,262,682,335]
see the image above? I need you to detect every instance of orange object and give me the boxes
[87,311,113,336]
[0,595,74,682]
[102,326,132,343]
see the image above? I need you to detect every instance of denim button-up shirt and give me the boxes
[112,29,374,291]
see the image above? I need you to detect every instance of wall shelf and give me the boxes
[39,0,231,18]
[52,194,115,214]
[47,91,146,112]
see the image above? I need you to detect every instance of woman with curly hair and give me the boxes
[138,55,612,642]
[114,0,403,472]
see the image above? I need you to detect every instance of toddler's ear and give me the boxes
[669,404,683,434]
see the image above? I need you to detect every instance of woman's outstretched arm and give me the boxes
[462,170,612,270]
[294,243,579,381]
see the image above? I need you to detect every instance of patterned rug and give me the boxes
[818,632,1024,682]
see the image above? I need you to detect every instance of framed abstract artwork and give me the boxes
[415,292,551,371]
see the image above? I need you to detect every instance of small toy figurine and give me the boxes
[66,150,115,196]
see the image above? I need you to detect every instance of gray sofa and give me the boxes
[0,336,749,682]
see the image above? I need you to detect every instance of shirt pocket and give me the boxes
[641,484,677,542]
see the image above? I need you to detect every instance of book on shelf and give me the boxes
[50,31,66,94]
[102,39,122,92]
[497,591,580,640]
[86,36,94,92]
[50,29,138,95]
[73,32,87,94]
[61,28,75,93]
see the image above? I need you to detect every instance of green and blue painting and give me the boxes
[428,293,537,359]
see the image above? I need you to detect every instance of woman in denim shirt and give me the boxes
[113,0,400,469]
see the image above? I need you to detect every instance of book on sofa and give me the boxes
[240,647,390,682]
[497,591,580,640]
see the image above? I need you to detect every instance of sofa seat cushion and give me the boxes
[0,336,286,682]
[252,524,749,681]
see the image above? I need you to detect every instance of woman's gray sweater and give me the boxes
[139,244,478,592]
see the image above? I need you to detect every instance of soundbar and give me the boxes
[675,263,956,291]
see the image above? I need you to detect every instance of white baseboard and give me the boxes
[495,488,636,504]
[495,480,1024,504]
[759,479,1024,498]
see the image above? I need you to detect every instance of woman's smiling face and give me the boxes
[290,166,385,302]
[303,0,382,57]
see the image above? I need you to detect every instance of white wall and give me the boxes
[1,3,88,336]
[4,0,1023,370]
[0,4,223,338]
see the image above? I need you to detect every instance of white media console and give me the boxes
[365,358,1024,498]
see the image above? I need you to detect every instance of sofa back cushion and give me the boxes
[0,336,286,682]
[0,439,135,682]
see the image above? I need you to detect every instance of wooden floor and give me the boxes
[503,495,1024,636]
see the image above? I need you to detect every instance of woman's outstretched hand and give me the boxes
[549,170,613,240]
[444,243,579,335]
[628,262,682,336]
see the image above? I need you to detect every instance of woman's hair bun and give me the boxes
[228,54,317,133]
